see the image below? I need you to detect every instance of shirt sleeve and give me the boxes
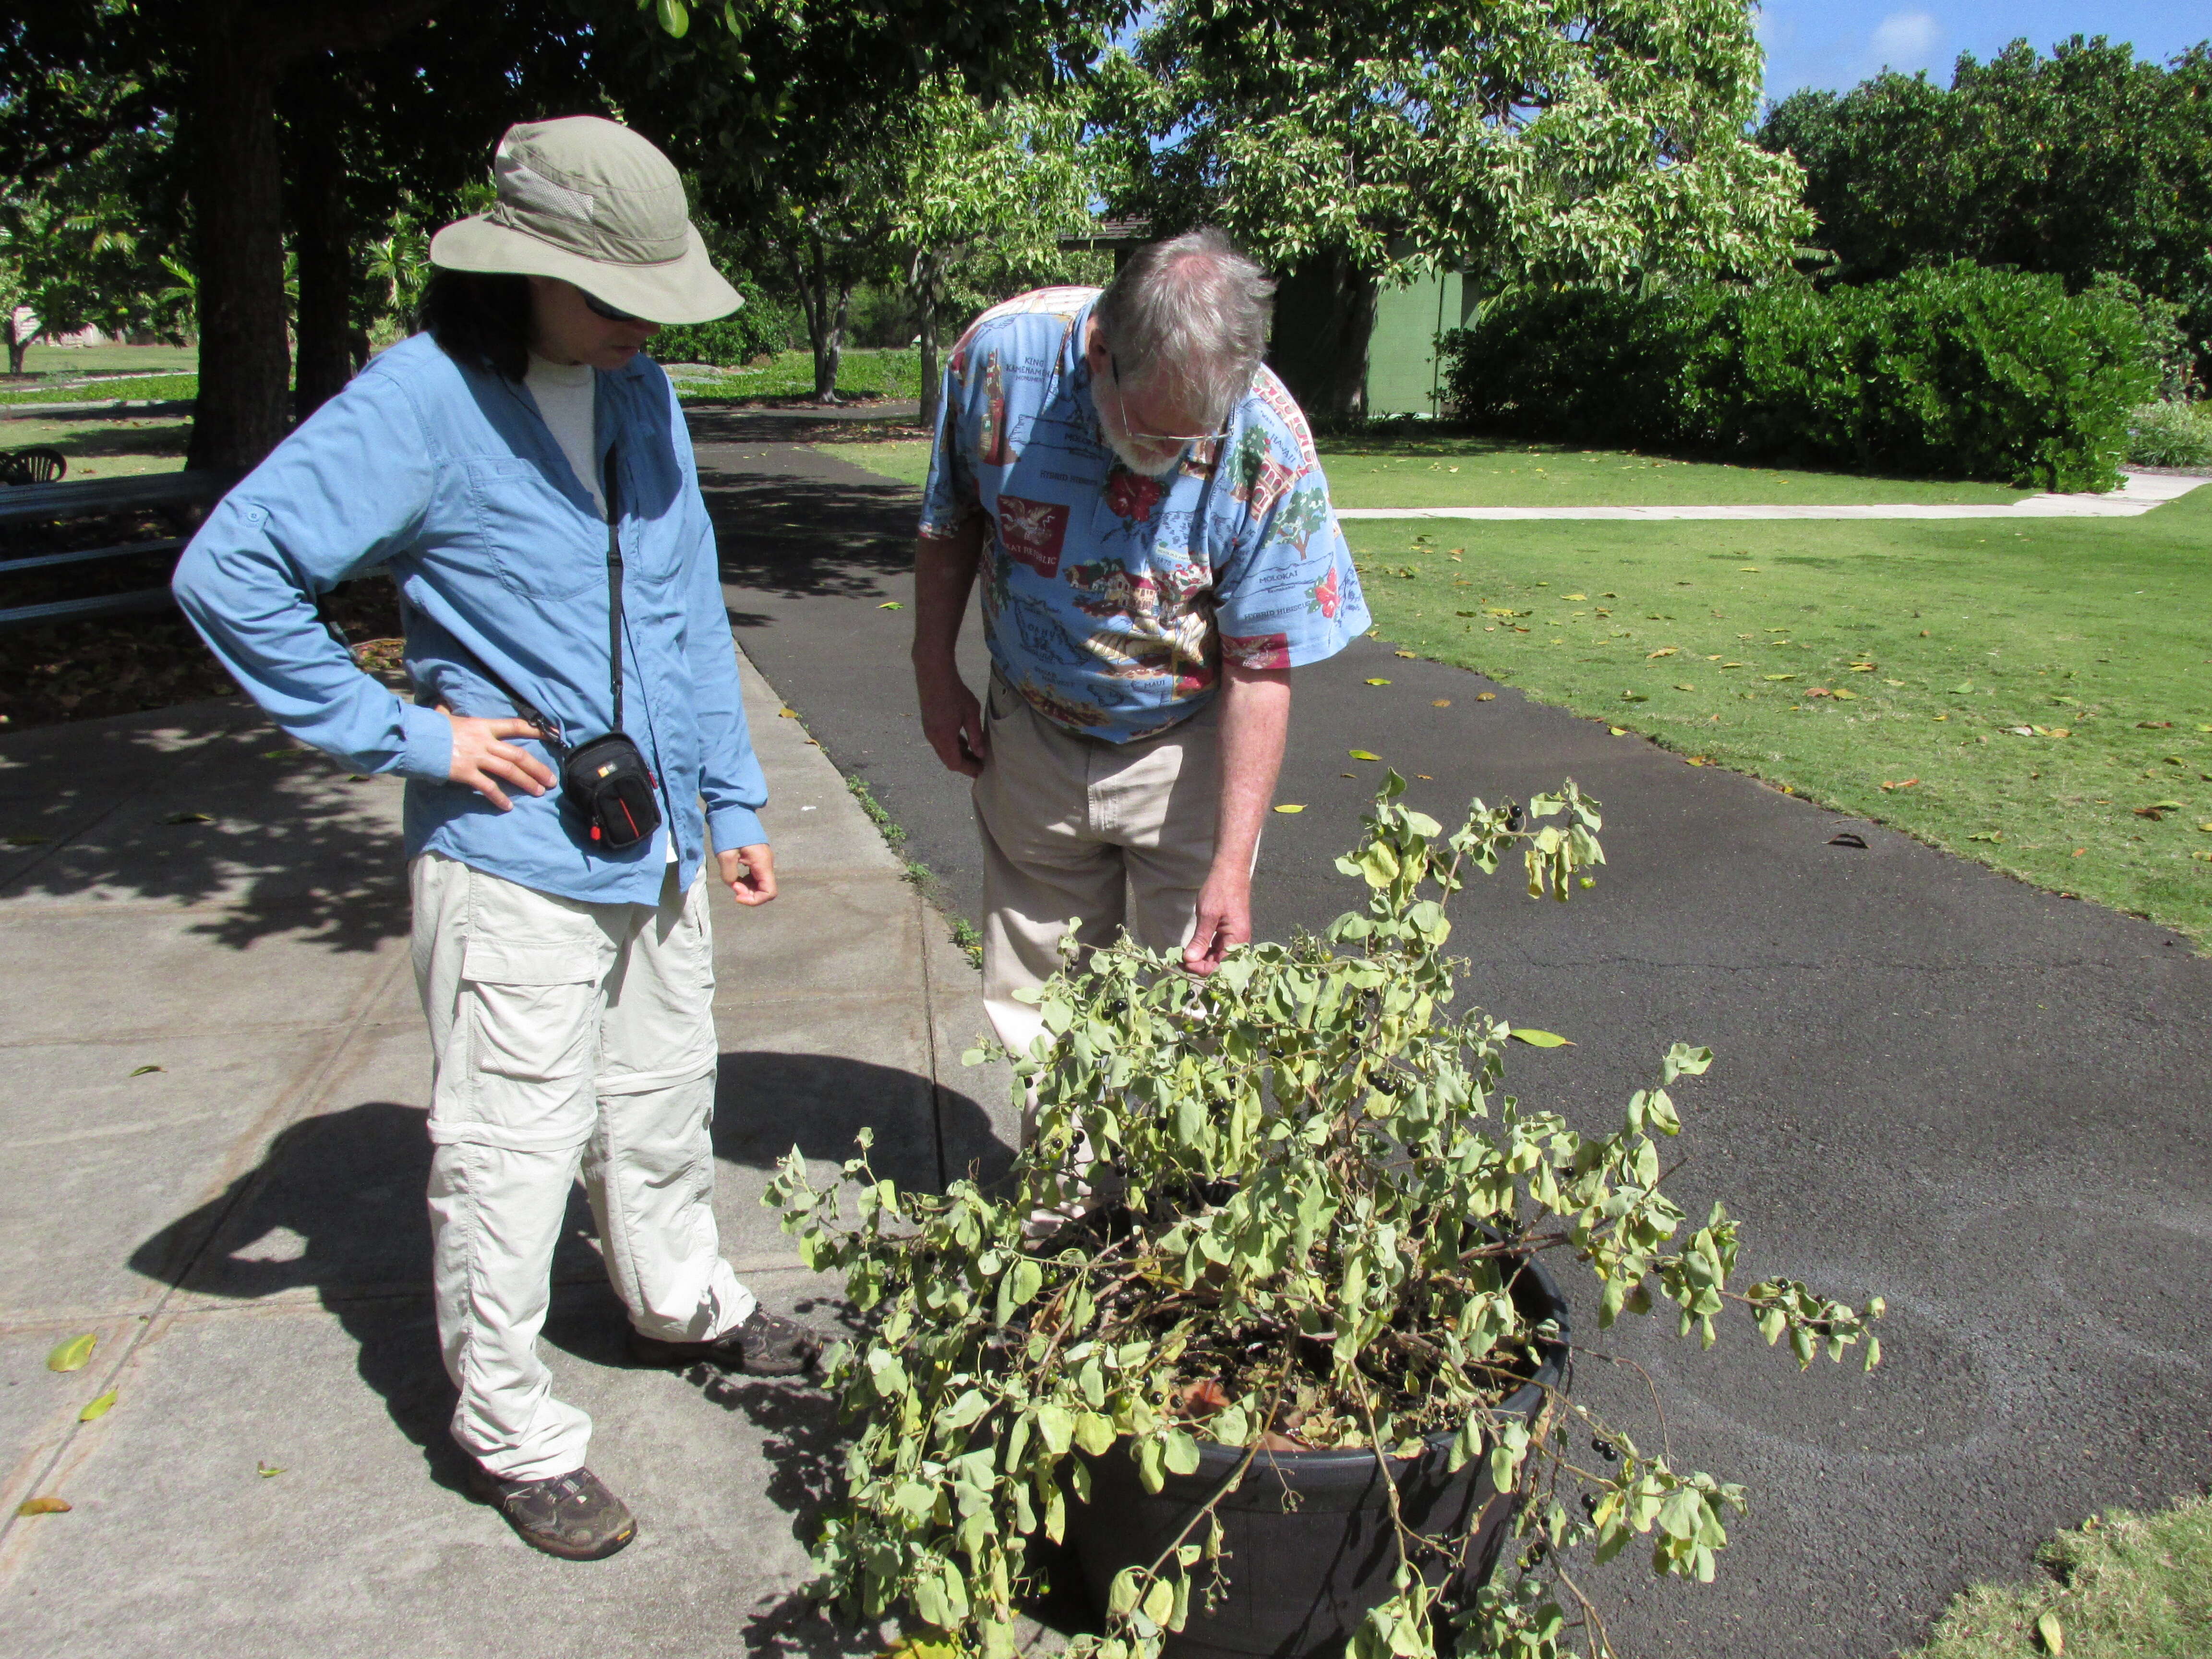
[1209,420,1371,672]
[170,369,455,780]
[917,350,982,541]
[668,378,769,851]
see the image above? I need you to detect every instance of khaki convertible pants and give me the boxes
[410,853,755,1482]
[974,675,1220,1060]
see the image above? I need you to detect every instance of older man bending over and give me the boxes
[911,228,1370,1057]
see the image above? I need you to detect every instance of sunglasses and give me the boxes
[581,289,646,324]
[1108,354,1230,446]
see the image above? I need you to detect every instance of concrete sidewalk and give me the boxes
[0,647,1010,1658]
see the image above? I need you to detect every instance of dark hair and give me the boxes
[419,268,534,381]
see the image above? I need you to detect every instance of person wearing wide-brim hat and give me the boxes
[174,116,823,1561]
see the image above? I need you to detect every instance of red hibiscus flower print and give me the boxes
[1106,468,1166,523]
[1308,564,1341,620]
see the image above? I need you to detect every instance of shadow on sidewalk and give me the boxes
[0,702,408,953]
[124,1053,1005,1494]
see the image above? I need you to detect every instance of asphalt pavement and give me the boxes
[692,431,2212,1659]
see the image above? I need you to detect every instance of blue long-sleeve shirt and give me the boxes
[172,333,766,905]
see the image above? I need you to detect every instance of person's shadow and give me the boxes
[128,1054,1009,1512]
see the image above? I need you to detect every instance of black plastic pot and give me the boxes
[1065,1256,1571,1659]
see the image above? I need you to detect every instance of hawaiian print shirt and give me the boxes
[918,286,1370,742]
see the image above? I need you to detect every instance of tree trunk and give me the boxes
[287,60,356,421]
[5,325,30,377]
[1264,249,1378,426]
[915,249,944,432]
[184,9,292,473]
[815,284,849,404]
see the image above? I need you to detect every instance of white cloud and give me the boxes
[1869,11,1944,72]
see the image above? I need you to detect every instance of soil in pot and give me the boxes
[1064,1256,1571,1659]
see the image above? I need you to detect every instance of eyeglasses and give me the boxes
[581,289,646,324]
[1108,354,1230,446]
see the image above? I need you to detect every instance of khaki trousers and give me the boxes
[410,853,755,1482]
[974,675,1220,1059]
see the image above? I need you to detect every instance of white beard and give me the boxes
[1096,393,1186,480]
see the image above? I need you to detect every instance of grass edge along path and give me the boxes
[823,436,2039,508]
[1345,494,2212,950]
[1904,1493,2212,1659]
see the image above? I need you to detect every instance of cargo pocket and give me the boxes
[434,931,608,1151]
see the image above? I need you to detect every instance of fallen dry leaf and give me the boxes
[1647,647,1678,659]
[1476,692,1496,701]
[1393,649,1416,659]
[162,811,213,825]
[1348,750,1382,761]
[1431,698,1451,708]
[1880,778,1920,792]
[129,1064,162,1077]
[79,1390,117,1422]
[1363,678,1392,686]
[1509,1029,1574,1048]
[876,601,903,611]
[1272,804,1305,814]
[15,1496,70,1516]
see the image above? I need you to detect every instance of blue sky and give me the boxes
[1758,1,2208,103]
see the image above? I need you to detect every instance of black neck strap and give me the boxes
[603,445,625,737]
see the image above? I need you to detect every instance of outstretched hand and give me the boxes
[445,712,556,810]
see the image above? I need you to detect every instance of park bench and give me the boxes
[0,469,239,630]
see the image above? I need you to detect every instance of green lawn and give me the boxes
[0,373,198,406]
[672,347,922,405]
[1348,490,2212,946]
[12,342,198,379]
[0,413,190,479]
[1905,1495,2212,1659]
[828,436,2037,507]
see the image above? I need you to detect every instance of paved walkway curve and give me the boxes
[1336,469,2207,520]
[688,434,2212,1659]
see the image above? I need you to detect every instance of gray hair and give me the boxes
[1094,228,1275,428]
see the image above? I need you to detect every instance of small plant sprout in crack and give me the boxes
[768,772,1884,1659]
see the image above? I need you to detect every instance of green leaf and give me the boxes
[1272,804,1306,814]
[1141,1577,1176,1628]
[655,0,690,37]
[1348,749,1383,761]
[46,1334,96,1373]
[1034,1403,1074,1456]
[1509,1029,1574,1048]
[15,1496,69,1515]
[2035,1611,2064,1655]
[1161,1429,1201,1476]
[78,1390,117,1422]
[130,1064,163,1077]
[1073,1411,1117,1455]
[256,1461,284,1478]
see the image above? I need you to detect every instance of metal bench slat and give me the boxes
[0,538,183,577]
[0,469,240,528]
[0,588,177,630]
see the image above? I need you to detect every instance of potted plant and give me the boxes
[769,773,1882,1659]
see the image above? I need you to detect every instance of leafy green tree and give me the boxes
[1760,36,2212,381]
[886,79,1094,428]
[1095,0,1812,416]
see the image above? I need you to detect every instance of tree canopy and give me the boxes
[1093,0,1811,414]
[1760,36,2212,380]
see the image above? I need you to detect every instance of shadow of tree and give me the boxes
[126,1053,1009,1495]
[0,698,410,952]
[696,464,921,606]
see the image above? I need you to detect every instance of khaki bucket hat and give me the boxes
[429,116,741,325]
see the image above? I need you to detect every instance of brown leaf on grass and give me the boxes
[2136,721,2174,729]
[1880,779,1920,792]
[2133,805,2168,819]
[1647,647,1677,658]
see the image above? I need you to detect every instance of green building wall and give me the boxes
[1364,271,1475,417]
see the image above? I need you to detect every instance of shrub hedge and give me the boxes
[2127,400,2212,469]
[646,280,793,368]
[1441,263,2157,491]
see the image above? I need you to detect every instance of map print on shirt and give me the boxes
[920,285,1369,742]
